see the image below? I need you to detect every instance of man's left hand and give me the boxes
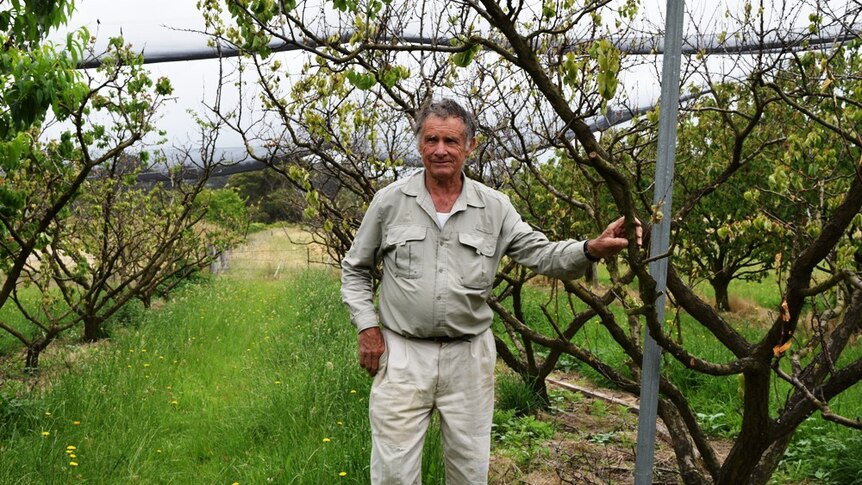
[586,216,643,260]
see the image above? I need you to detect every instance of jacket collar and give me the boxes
[400,169,486,211]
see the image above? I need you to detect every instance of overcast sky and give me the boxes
[52,0,240,149]
[48,0,850,151]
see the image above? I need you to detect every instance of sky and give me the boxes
[47,0,852,152]
[52,0,245,149]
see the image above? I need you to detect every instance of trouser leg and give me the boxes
[369,329,436,485]
[436,330,496,485]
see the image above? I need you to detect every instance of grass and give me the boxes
[0,270,411,483]
[225,224,335,280]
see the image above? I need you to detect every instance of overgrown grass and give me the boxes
[0,270,443,484]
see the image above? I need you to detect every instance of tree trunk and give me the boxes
[716,369,773,485]
[24,341,49,374]
[658,400,711,485]
[83,315,107,342]
[527,371,550,405]
[140,292,152,309]
[710,274,733,312]
[746,432,794,485]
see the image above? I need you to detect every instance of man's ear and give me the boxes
[467,136,477,154]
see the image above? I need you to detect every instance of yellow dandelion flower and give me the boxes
[69,454,77,459]
[322,437,331,443]
[350,390,357,394]
[66,445,76,451]
[141,349,147,353]
[337,421,343,426]
[72,421,81,426]
[274,380,282,385]
[144,363,150,368]
[170,400,178,406]
[44,411,52,416]
[156,449,162,453]
[127,365,132,368]
[41,431,50,437]
[69,462,78,467]
[339,471,347,477]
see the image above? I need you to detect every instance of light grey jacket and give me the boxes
[341,170,590,338]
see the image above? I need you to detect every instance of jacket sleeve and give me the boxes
[340,195,384,333]
[500,196,590,280]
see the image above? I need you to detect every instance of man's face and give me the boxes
[418,115,476,184]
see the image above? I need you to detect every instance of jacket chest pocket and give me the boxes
[456,232,498,289]
[384,225,427,279]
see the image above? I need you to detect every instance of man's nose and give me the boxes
[433,141,447,155]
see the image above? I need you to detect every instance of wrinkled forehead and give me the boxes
[417,115,468,140]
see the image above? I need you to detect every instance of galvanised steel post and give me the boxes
[634,0,685,483]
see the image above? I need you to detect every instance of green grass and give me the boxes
[0,270,445,484]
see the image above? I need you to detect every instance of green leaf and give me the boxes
[379,65,408,88]
[155,77,173,96]
[452,44,481,68]
[380,69,398,88]
[594,39,620,100]
[345,70,376,90]
[0,11,10,31]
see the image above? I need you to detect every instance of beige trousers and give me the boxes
[369,328,496,485]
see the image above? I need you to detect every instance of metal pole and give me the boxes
[634,0,685,483]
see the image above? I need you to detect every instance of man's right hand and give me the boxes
[358,327,386,377]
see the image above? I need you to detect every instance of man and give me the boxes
[341,99,640,484]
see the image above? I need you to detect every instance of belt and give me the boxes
[386,327,473,343]
[416,334,473,343]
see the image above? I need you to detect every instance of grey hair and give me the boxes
[413,98,476,145]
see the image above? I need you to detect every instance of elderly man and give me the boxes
[341,99,639,484]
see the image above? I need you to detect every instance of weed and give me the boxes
[496,372,545,416]
[492,409,555,469]
[548,388,582,413]
[588,431,618,445]
[590,399,609,418]
[777,424,862,484]
[696,412,732,437]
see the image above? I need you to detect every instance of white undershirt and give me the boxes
[436,212,452,229]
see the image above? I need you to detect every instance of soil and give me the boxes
[489,372,733,485]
